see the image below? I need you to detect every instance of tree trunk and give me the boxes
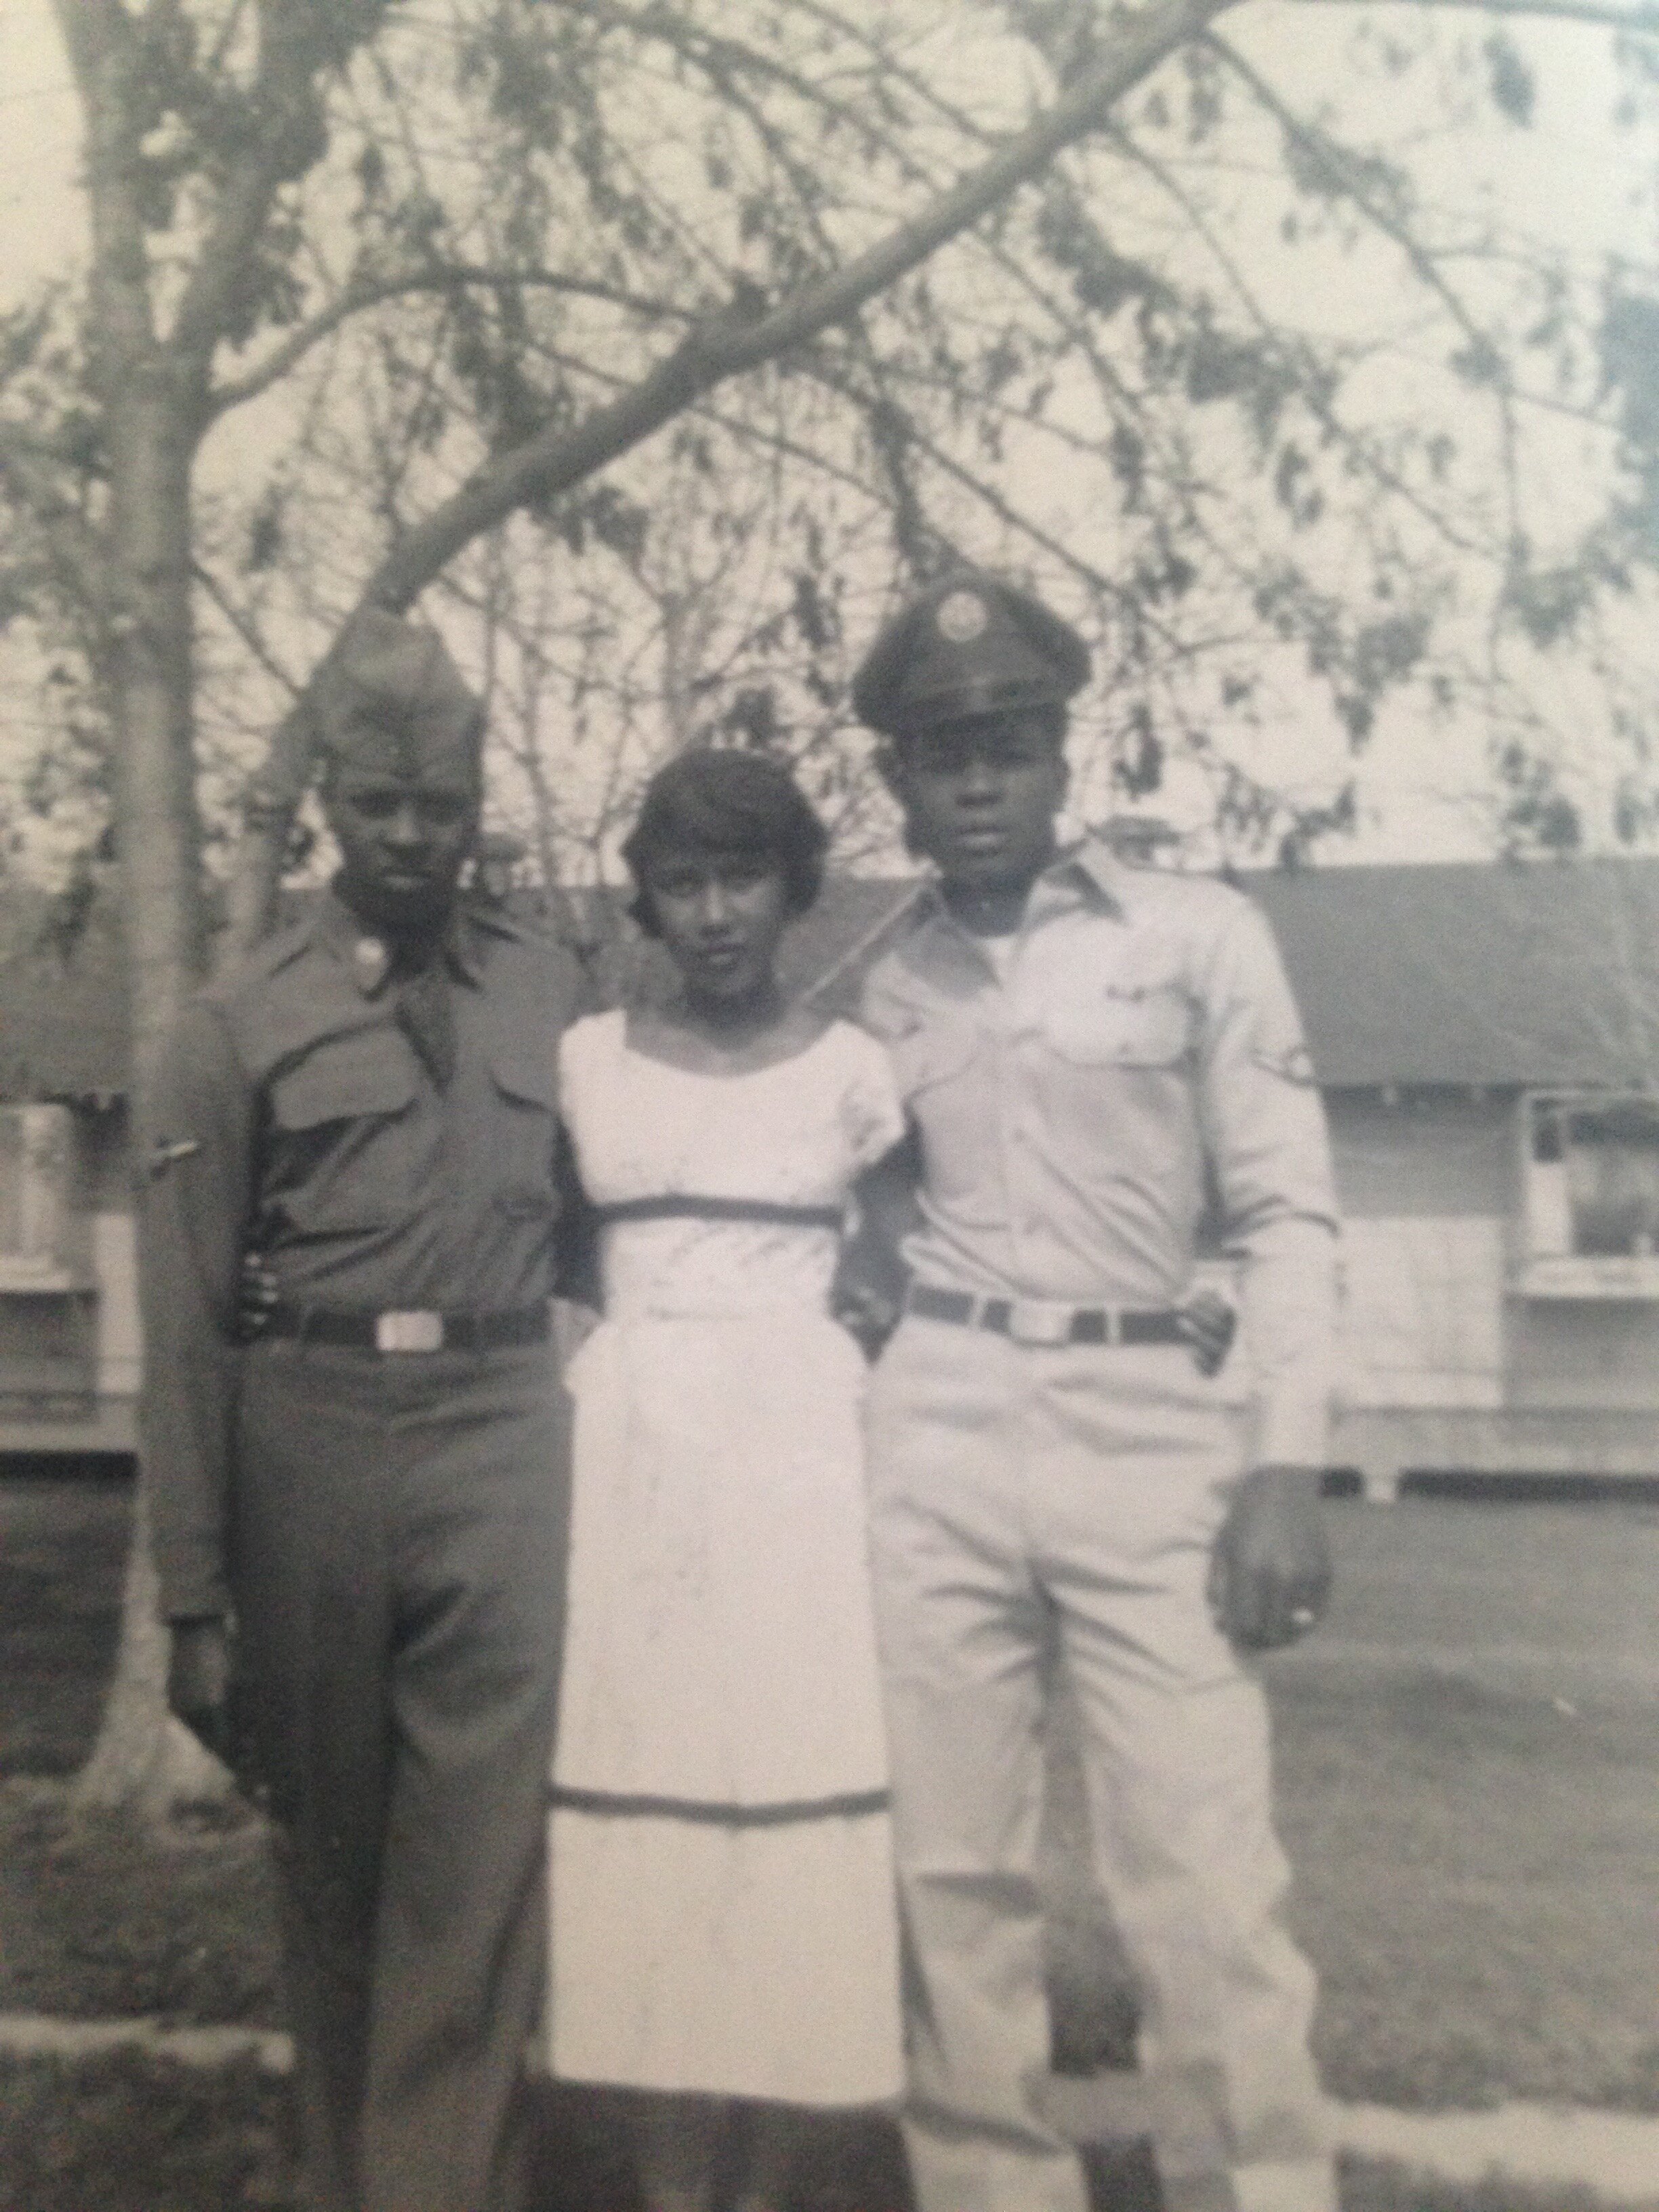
[73,373,221,1820]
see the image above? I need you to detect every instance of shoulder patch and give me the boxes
[1250,1040,1318,1087]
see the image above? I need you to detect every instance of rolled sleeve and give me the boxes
[1197,901,1340,1470]
[139,1002,253,1619]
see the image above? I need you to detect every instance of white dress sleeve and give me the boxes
[556,1008,619,1130]
[834,1023,907,1176]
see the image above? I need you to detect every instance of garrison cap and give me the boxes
[851,573,1089,739]
[313,609,485,782]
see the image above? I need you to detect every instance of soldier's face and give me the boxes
[883,710,1068,898]
[323,762,482,933]
[643,848,792,1009]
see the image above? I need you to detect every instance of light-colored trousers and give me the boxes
[865,1316,1336,2212]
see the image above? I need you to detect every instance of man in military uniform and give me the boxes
[852,574,1340,2212]
[142,613,583,2212]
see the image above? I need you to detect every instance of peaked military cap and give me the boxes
[851,572,1090,739]
[313,609,485,781]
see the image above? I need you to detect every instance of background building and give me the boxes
[5,855,1658,1493]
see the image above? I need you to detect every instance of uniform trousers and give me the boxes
[865,1316,1334,2212]
[232,1338,571,2212]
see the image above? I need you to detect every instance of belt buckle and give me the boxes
[1004,1298,1075,1347]
[375,1309,445,1354]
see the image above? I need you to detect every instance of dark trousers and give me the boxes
[233,1338,571,2212]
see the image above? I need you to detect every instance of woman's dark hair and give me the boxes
[621,749,830,935]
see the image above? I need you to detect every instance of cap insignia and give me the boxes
[935,589,989,644]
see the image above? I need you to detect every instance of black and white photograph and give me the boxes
[0,2,1655,2208]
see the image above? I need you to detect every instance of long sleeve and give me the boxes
[1195,900,1340,1469]
[139,1000,255,1620]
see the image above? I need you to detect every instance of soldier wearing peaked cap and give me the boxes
[851,573,1342,2212]
[142,610,585,2212]
[850,571,1090,736]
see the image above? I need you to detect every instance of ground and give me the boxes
[1,1471,1656,2210]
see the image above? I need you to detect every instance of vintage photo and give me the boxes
[0,3,1654,2208]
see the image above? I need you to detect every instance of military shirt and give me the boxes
[859,840,1339,1468]
[141,888,585,1619]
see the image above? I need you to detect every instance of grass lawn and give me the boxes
[3,1478,1656,2208]
[1276,1502,1659,2116]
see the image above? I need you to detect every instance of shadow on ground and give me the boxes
[0,2056,1639,2212]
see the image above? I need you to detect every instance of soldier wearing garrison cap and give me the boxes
[851,573,1343,2212]
[143,611,584,2212]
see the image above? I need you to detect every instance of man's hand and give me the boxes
[831,1274,903,1362]
[1178,1288,1236,1378]
[836,1131,920,1362]
[1207,1464,1331,1651]
[167,1616,233,1762]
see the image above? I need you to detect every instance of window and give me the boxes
[0,1105,95,1286]
[1517,1091,1659,1294]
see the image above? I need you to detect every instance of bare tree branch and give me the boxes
[191,560,302,698]
[209,268,695,417]
[1208,33,1527,552]
[373,0,1233,598]
[1300,0,1656,30]
[169,4,387,382]
[222,0,1237,957]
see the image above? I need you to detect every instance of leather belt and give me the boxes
[906,1282,1187,1349]
[262,1300,550,1354]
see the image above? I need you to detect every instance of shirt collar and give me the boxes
[912,835,1126,939]
[1038,837,1127,916]
[312,884,485,995]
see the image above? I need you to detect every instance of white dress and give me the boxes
[549,1009,907,2106]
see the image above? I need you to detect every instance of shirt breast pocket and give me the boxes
[266,1036,417,1238]
[1043,981,1193,1069]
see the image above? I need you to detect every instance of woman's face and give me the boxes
[644,847,792,1008]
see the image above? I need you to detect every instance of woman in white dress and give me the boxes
[550,750,908,2212]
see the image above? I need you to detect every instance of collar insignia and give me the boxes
[352,936,391,994]
[148,1136,200,1178]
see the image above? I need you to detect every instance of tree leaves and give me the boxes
[1484,31,1537,126]
[10,0,1658,904]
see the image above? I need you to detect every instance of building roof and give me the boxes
[1244,857,1659,1090]
[508,857,1659,1091]
[5,853,1659,1102]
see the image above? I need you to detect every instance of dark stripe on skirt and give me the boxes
[550,1784,890,1826]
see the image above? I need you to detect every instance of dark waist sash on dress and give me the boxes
[592,1195,844,1231]
[550,1782,889,1826]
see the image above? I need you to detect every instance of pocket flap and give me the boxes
[269,1036,417,1129]
[1043,982,1192,1067]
